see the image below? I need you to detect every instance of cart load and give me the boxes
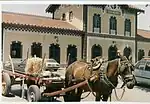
[25,57,43,75]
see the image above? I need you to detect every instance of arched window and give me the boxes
[93,14,101,33]
[62,13,66,21]
[10,41,22,58]
[49,44,60,63]
[123,46,132,59]
[109,16,117,35]
[124,19,131,36]
[31,42,42,58]
[69,11,73,21]
[138,49,145,61]
[67,45,77,65]
[91,44,102,59]
[108,45,118,60]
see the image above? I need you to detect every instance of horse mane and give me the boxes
[108,58,119,63]
[105,58,119,76]
[78,60,91,65]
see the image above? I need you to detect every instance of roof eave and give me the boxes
[45,4,61,13]
[2,22,84,36]
[119,5,145,13]
[132,8,145,13]
[138,9,145,13]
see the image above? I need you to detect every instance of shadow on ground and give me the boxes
[2,84,63,102]
[135,84,150,93]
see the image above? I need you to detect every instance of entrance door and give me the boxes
[31,42,42,58]
[108,45,117,60]
[123,47,132,59]
[91,44,102,59]
[49,44,60,63]
[67,45,77,65]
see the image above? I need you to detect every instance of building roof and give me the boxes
[2,11,78,31]
[124,5,144,13]
[137,29,150,39]
[45,4,60,13]
[46,4,144,13]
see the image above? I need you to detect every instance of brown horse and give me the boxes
[64,56,136,102]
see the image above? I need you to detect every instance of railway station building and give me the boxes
[2,4,149,67]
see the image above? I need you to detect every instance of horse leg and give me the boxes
[102,94,110,101]
[95,92,101,101]
[64,81,75,102]
[76,88,82,101]
[64,90,76,102]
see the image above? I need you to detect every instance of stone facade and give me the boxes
[2,5,149,66]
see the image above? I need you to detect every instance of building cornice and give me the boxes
[87,32,135,41]
[2,22,84,37]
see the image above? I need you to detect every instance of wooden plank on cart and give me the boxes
[2,69,40,81]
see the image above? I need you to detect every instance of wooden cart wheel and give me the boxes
[27,85,41,102]
[2,73,11,96]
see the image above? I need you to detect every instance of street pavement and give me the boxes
[1,69,150,102]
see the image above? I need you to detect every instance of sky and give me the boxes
[136,5,150,30]
[2,4,150,30]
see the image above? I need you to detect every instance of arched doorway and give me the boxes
[138,49,145,61]
[31,42,42,58]
[91,44,102,59]
[49,43,60,63]
[10,41,22,58]
[67,45,77,65]
[123,46,132,59]
[108,45,118,60]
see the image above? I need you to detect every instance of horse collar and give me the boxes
[99,63,116,89]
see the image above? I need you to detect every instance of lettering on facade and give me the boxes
[105,5,122,16]
[106,9,121,15]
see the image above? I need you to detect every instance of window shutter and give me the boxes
[125,19,131,36]
[129,21,131,36]
[109,17,111,34]
[124,19,126,36]
[99,16,101,33]
[93,15,95,32]
[115,18,117,35]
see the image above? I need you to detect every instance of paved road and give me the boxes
[2,69,150,102]
[2,84,150,102]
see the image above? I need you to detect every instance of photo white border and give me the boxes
[0,1,150,104]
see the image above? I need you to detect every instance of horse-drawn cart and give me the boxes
[2,55,135,102]
[2,61,66,102]
[1,55,89,102]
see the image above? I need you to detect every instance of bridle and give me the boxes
[99,58,134,89]
[84,58,134,100]
[118,59,134,86]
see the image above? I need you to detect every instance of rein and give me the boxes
[86,58,126,100]
[102,58,126,101]
[114,87,125,101]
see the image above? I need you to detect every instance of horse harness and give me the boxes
[97,58,127,101]
[73,58,127,100]
[97,58,121,89]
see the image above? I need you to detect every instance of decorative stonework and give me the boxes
[104,5,122,16]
